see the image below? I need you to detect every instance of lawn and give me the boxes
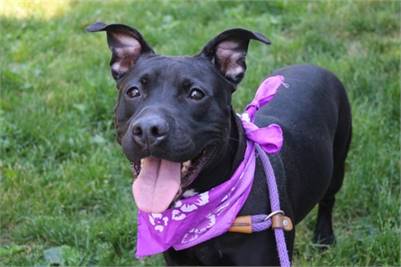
[0,0,400,266]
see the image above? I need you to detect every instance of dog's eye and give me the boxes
[189,88,205,100]
[126,87,140,98]
[140,76,148,85]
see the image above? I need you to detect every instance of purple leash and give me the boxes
[240,75,291,266]
[240,117,291,266]
[254,144,290,267]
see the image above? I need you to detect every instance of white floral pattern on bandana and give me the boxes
[171,192,209,221]
[181,213,217,244]
[149,213,169,232]
[179,186,236,244]
[148,192,211,232]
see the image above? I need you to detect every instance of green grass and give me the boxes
[1,0,400,265]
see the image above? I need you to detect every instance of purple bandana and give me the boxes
[134,75,285,258]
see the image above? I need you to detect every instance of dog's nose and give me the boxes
[131,116,169,148]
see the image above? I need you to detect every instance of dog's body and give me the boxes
[88,23,352,266]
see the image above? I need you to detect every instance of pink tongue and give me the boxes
[132,157,181,213]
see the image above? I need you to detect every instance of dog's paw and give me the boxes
[313,232,336,250]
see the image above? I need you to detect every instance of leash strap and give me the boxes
[256,144,291,267]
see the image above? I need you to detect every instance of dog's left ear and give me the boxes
[198,28,271,85]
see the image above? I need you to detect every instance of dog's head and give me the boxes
[87,22,270,212]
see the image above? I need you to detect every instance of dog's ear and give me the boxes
[198,28,271,85]
[86,22,154,80]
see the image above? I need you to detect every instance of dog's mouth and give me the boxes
[131,147,211,213]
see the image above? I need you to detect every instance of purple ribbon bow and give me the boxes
[241,75,284,154]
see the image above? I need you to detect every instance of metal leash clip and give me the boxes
[265,210,293,231]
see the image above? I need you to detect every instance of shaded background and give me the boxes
[1,0,400,265]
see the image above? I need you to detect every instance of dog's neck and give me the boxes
[188,109,246,193]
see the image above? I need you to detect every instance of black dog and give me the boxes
[87,22,352,265]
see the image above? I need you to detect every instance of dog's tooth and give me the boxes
[183,160,191,168]
[182,189,198,198]
[180,160,193,176]
[181,165,189,176]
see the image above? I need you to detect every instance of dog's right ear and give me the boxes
[86,22,155,80]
